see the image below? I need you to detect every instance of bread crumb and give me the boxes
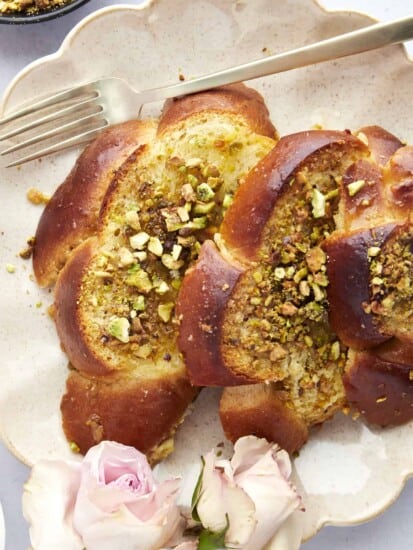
[27,187,50,205]
[6,263,16,273]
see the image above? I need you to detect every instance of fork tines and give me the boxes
[0,81,108,167]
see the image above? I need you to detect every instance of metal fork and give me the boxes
[1,15,413,167]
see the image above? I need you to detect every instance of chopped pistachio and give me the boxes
[347,179,366,197]
[133,251,148,262]
[196,182,215,202]
[187,174,199,186]
[311,188,326,218]
[6,263,15,273]
[181,183,197,202]
[69,441,80,453]
[299,280,311,297]
[274,267,286,280]
[193,201,215,215]
[253,271,263,284]
[177,206,190,222]
[304,335,313,347]
[368,246,381,257]
[311,282,324,302]
[171,279,182,290]
[285,266,295,279]
[223,193,234,209]
[186,157,202,168]
[183,216,207,231]
[172,244,183,261]
[108,317,130,343]
[129,231,150,250]
[294,267,308,283]
[162,254,184,270]
[155,281,170,295]
[330,341,341,361]
[161,208,185,232]
[158,302,175,322]
[250,297,262,305]
[126,270,153,293]
[372,277,384,286]
[125,210,141,230]
[118,247,135,267]
[148,236,163,257]
[325,188,339,201]
[133,295,146,311]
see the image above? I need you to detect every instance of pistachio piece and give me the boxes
[158,302,175,322]
[181,183,197,202]
[161,254,184,270]
[196,182,215,202]
[148,236,164,257]
[129,232,150,250]
[125,210,141,231]
[133,295,145,312]
[126,269,153,293]
[311,188,326,218]
[347,179,366,196]
[118,247,135,267]
[193,201,215,215]
[108,317,130,343]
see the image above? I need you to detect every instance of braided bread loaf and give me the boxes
[33,84,277,461]
[177,125,413,453]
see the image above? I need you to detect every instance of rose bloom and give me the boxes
[23,441,183,550]
[194,436,302,550]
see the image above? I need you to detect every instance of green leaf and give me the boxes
[197,517,229,550]
[191,456,205,522]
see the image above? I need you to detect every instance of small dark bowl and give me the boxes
[0,0,90,24]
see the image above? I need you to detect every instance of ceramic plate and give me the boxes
[0,501,4,550]
[1,0,413,543]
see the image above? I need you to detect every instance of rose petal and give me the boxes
[81,499,183,550]
[263,512,303,550]
[83,441,154,493]
[22,460,83,550]
[231,436,275,475]
[232,443,300,550]
[196,452,256,548]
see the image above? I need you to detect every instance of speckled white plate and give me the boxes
[0,0,413,543]
[0,501,5,550]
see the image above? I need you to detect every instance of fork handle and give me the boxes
[142,15,413,103]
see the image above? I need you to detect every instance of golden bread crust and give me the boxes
[61,368,196,463]
[33,120,157,287]
[158,83,277,139]
[46,84,277,458]
[220,385,308,454]
[178,125,413,449]
[344,342,413,426]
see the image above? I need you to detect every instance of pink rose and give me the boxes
[193,436,302,550]
[23,441,183,550]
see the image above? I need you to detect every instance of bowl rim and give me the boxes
[0,0,90,24]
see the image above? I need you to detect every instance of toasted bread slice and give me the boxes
[33,120,158,287]
[51,84,277,459]
[344,340,413,426]
[177,130,370,448]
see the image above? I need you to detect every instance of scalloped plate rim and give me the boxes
[1,0,413,542]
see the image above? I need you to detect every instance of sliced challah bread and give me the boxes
[177,129,367,451]
[44,84,277,461]
[177,125,413,451]
[33,120,158,287]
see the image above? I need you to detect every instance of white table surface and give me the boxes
[1,1,413,549]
